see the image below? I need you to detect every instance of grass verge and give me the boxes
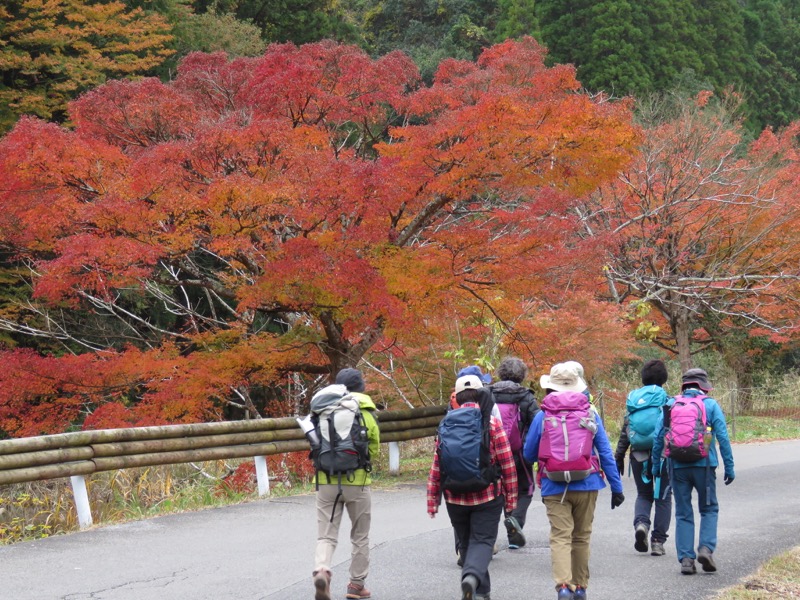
[713,546,800,599]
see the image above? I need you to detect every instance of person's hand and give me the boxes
[616,457,625,476]
[651,460,661,477]
[724,472,735,485]
[611,492,625,509]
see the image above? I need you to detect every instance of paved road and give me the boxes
[3,439,799,600]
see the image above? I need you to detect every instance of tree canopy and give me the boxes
[0,39,638,435]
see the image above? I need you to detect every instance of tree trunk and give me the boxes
[672,308,693,372]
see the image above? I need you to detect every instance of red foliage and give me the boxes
[0,38,642,435]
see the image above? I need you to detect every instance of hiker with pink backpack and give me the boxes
[651,368,735,576]
[523,362,625,600]
[489,356,540,549]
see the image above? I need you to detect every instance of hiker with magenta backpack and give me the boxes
[428,374,518,600]
[651,368,735,576]
[489,356,539,549]
[304,368,380,600]
[614,359,673,556]
[523,362,624,600]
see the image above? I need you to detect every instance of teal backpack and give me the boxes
[626,385,668,451]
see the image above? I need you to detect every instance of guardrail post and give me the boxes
[70,475,93,529]
[254,455,270,496]
[388,441,400,474]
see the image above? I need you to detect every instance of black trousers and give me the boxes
[447,495,503,595]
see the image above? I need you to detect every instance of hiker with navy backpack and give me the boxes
[306,368,380,600]
[523,362,624,600]
[427,374,518,600]
[614,359,673,556]
[489,356,539,549]
[651,368,735,576]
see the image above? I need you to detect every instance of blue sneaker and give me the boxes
[557,584,573,599]
[574,585,587,599]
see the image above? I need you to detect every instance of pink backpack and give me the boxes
[496,402,523,451]
[538,391,598,482]
[665,394,709,463]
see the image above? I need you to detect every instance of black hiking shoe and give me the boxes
[557,584,574,599]
[504,516,526,549]
[634,523,649,553]
[697,546,717,572]
[681,557,697,575]
[462,574,478,600]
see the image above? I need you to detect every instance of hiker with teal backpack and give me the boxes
[614,359,672,556]
[651,368,735,576]
[489,356,539,549]
[307,368,380,600]
[523,362,624,600]
[428,374,518,600]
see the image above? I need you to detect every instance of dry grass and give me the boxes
[714,546,800,599]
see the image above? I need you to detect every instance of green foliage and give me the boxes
[190,0,361,44]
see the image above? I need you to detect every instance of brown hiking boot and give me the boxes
[313,569,331,600]
[346,581,371,599]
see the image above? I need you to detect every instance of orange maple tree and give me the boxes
[581,92,800,399]
[0,38,638,435]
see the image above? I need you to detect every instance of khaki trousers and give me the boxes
[543,490,598,591]
[314,484,371,585]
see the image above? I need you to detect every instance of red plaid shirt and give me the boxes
[427,402,518,515]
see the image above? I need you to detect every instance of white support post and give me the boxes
[69,475,93,529]
[388,441,400,474]
[254,455,270,497]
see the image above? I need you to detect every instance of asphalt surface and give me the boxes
[2,439,799,600]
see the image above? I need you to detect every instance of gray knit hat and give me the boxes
[335,368,366,393]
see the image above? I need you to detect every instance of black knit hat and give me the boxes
[641,359,668,387]
[335,368,366,393]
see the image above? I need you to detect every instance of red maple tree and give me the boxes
[0,39,638,434]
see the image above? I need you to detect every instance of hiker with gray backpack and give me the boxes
[614,359,673,556]
[523,362,624,600]
[427,374,518,600]
[303,368,380,600]
[651,368,735,576]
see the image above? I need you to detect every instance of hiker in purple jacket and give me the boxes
[523,362,624,600]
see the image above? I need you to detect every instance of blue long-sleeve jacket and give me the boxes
[651,388,735,477]
[523,399,623,497]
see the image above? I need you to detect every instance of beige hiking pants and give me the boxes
[314,484,371,585]
[543,490,598,591]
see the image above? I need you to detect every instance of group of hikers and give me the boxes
[300,357,736,600]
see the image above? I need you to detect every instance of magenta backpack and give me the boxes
[538,391,599,482]
[496,402,523,451]
[665,394,709,463]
